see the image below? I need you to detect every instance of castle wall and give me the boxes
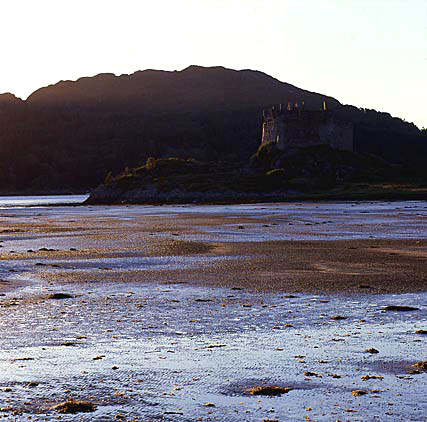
[326,120,354,152]
[261,108,353,152]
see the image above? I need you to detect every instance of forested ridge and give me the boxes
[0,65,425,192]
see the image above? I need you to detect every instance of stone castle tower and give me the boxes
[261,102,354,152]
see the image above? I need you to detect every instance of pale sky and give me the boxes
[1,0,426,128]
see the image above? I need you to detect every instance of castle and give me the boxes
[261,101,354,152]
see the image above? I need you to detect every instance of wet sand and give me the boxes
[1,201,427,294]
[137,238,427,294]
[0,201,426,420]
[27,238,427,296]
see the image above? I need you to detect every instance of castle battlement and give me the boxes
[261,102,354,152]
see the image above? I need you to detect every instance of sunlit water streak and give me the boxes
[0,195,89,209]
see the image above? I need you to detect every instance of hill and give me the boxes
[27,66,339,112]
[0,65,425,192]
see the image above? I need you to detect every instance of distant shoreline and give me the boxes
[84,187,427,206]
[0,187,426,207]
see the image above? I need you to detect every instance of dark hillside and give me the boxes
[27,66,339,112]
[0,93,24,106]
[0,66,425,192]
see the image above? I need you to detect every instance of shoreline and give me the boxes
[1,191,427,208]
[84,189,427,206]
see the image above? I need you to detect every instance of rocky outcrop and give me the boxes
[85,183,291,205]
[84,149,425,205]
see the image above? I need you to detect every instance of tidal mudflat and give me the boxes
[0,201,426,421]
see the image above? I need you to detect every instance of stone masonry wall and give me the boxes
[261,108,353,152]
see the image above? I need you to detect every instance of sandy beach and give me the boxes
[22,238,427,297]
[2,201,427,295]
[0,200,426,420]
